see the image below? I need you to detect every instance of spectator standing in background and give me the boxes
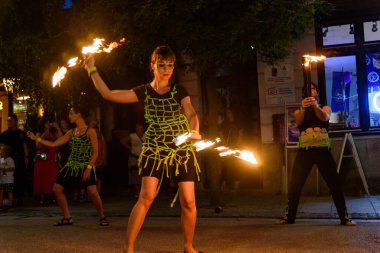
[0,114,28,206]
[0,145,15,209]
[219,108,243,193]
[33,120,61,204]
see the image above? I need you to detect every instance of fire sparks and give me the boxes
[52,38,126,87]
[302,54,326,67]
[174,133,258,165]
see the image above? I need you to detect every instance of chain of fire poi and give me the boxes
[173,133,258,165]
[52,38,126,88]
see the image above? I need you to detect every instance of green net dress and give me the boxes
[56,128,97,187]
[133,83,201,205]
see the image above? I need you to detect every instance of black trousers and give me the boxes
[282,147,349,224]
[13,158,26,199]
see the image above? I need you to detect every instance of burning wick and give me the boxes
[52,38,126,87]
[234,150,258,164]
[302,54,326,67]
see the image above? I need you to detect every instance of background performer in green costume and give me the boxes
[27,105,109,226]
[85,45,202,253]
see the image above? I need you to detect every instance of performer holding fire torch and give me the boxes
[27,105,109,226]
[85,45,203,253]
[276,82,356,226]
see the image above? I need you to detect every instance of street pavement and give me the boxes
[3,187,380,220]
[1,188,380,252]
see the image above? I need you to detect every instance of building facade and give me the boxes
[258,0,380,195]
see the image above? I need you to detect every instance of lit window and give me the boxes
[324,56,360,129]
[366,53,380,127]
[322,24,355,46]
[364,21,380,42]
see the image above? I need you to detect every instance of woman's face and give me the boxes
[151,59,174,81]
[311,85,318,98]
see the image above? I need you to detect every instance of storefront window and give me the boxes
[324,55,360,129]
[366,52,380,127]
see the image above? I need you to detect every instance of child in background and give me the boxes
[0,145,15,210]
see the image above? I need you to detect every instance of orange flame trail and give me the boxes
[52,38,126,87]
[174,133,258,165]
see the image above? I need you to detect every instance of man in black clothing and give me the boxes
[0,114,29,205]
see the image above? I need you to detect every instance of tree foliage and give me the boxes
[68,0,332,69]
[0,0,332,112]
[0,0,70,110]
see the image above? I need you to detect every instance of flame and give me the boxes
[82,38,125,54]
[173,133,258,165]
[234,150,258,164]
[173,132,192,146]
[215,146,228,152]
[52,67,67,88]
[51,38,126,87]
[218,149,237,157]
[218,149,258,164]
[193,138,220,152]
[67,57,79,67]
[303,54,326,67]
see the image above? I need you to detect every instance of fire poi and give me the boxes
[174,133,258,165]
[52,38,126,87]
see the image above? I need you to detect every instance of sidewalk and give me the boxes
[1,188,380,221]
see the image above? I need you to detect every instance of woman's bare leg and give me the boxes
[124,177,158,253]
[53,183,71,218]
[178,181,198,253]
[86,185,105,218]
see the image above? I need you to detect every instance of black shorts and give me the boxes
[140,151,198,182]
[56,167,97,189]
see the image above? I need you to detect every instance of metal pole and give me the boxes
[302,56,312,98]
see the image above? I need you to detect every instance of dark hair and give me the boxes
[38,118,49,133]
[302,82,319,98]
[71,104,89,119]
[150,45,176,64]
[1,145,12,157]
[49,126,58,135]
